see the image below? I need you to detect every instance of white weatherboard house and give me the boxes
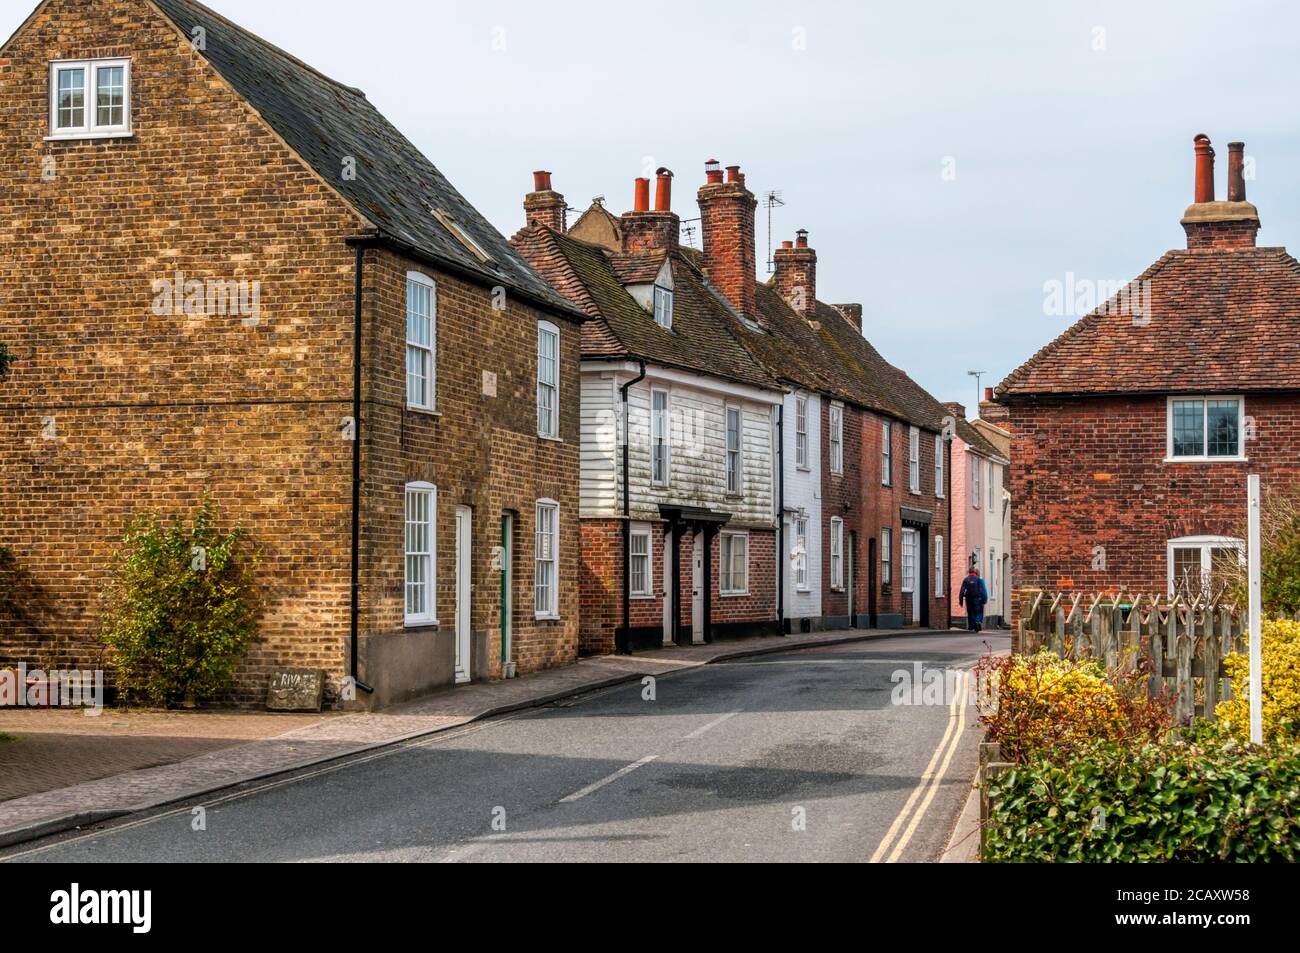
[783,389,822,629]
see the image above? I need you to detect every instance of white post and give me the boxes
[1247,474,1264,745]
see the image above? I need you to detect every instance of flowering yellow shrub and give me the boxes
[976,652,1172,763]
[1216,618,1300,744]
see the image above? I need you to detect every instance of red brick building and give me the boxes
[0,0,584,707]
[514,169,784,653]
[997,135,1300,609]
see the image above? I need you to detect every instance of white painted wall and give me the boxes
[579,362,781,528]
[783,390,822,622]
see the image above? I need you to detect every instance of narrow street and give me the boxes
[4,631,1004,864]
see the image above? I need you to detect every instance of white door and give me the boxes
[902,528,919,621]
[455,506,472,684]
[691,532,705,644]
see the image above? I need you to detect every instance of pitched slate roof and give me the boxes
[150,0,577,316]
[998,247,1300,397]
[511,227,780,391]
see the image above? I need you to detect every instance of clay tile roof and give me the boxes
[607,253,668,285]
[739,280,950,433]
[151,0,576,316]
[512,229,780,391]
[999,247,1300,397]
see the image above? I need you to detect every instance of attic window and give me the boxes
[653,285,673,330]
[431,209,493,264]
[48,59,131,140]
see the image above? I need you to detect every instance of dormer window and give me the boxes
[48,59,131,139]
[653,285,673,330]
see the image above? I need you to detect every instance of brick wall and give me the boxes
[1007,393,1300,618]
[0,0,581,706]
[0,0,363,704]
[822,403,864,620]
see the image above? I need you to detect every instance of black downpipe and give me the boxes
[618,360,648,654]
[776,403,785,635]
[350,243,374,695]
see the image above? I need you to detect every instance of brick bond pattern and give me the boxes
[0,0,581,706]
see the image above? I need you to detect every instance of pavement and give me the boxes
[1,629,1006,862]
[0,625,978,850]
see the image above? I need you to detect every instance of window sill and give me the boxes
[404,618,439,629]
[720,590,749,598]
[630,594,656,601]
[407,405,441,417]
[538,433,564,443]
[1163,456,1248,464]
[909,489,921,496]
[535,613,561,622]
[45,130,134,142]
[796,465,811,473]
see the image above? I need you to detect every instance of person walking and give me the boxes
[958,566,988,633]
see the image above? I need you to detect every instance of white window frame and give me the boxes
[829,403,844,475]
[934,434,945,499]
[651,388,670,487]
[720,532,750,596]
[794,517,809,591]
[795,395,809,469]
[908,426,921,493]
[629,525,654,598]
[988,461,995,511]
[935,534,945,597]
[653,285,673,330]
[1166,535,1245,597]
[406,272,437,411]
[901,528,917,594]
[725,404,743,496]
[830,517,844,590]
[535,499,560,619]
[404,482,438,626]
[1165,396,1247,462]
[48,58,132,140]
[881,527,893,586]
[537,320,560,439]
[972,455,981,509]
[881,421,893,486]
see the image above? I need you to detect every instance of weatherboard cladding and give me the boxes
[150,0,574,315]
[999,247,1300,397]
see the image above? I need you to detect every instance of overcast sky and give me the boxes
[10,0,1300,413]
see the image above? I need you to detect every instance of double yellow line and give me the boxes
[869,668,971,863]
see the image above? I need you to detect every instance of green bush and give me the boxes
[984,739,1300,862]
[0,343,14,381]
[100,499,260,707]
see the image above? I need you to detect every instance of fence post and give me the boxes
[1203,606,1220,721]
[1176,608,1194,724]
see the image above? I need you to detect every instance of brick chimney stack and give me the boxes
[698,159,758,318]
[621,168,679,255]
[524,170,567,233]
[773,229,817,316]
[1181,134,1260,250]
[979,386,1010,429]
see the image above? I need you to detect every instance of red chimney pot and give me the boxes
[654,168,674,211]
[725,165,741,183]
[705,158,723,184]
[633,177,650,212]
[1227,142,1246,202]
[1193,134,1215,204]
[532,170,552,192]
[795,229,809,249]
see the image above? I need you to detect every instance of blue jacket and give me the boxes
[959,574,987,610]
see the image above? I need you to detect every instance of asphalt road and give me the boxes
[5,630,1006,863]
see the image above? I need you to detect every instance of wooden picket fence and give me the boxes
[1015,590,1247,724]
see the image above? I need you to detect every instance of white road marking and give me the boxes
[682,710,739,739]
[558,754,658,803]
